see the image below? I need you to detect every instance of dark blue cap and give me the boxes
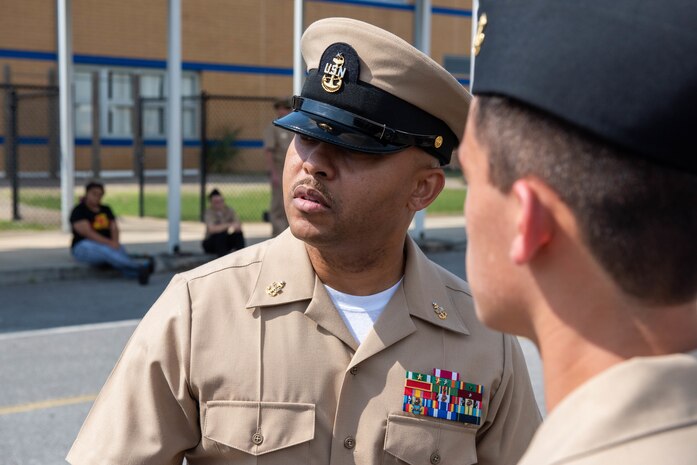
[472,0,697,174]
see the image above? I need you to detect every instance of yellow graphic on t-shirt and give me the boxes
[92,213,110,231]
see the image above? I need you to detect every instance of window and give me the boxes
[141,73,165,137]
[181,74,198,139]
[107,71,132,137]
[73,67,199,139]
[74,71,93,137]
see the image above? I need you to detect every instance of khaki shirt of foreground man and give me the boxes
[462,0,697,464]
[68,17,541,465]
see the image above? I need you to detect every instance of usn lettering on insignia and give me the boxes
[402,369,485,426]
[321,53,346,93]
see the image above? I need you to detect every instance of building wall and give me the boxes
[0,0,473,176]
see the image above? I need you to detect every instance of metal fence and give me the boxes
[1,84,279,228]
[136,94,277,224]
[0,84,465,233]
[0,83,60,226]
[198,94,277,223]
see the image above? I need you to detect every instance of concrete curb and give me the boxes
[0,216,466,287]
[0,252,216,286]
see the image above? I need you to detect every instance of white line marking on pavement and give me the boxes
[0,319,140,341]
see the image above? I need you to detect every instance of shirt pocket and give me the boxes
[383,414,477,465]
[203,400,315,463]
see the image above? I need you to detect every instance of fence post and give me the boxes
[48,68,60,179]
[131,75,145,217]
[91,71,101,178]
[4,85,20,220]
[3,65,9,181]
[199,91,208,222]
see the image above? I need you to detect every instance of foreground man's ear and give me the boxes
[509,179,553,265]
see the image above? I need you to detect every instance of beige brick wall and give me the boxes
[75,145,200,172]
[73,0,168,59]
[1,0,472,174]
[432,15,473,63]
[439,0,473,9]
[0,0,55,52]
[0,60,56,87]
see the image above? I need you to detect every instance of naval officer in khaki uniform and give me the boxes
[460,1,697,464]
[263,97,293,237]
[67,18,541,465]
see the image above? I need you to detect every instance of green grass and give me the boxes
[107,190,271,222]
[15,186,466,225]
[0,220,54,231]
[19,195,62,210]
[18,189,271,223]
[429,188,466,215]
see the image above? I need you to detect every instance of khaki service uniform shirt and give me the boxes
[263,124,292,235]
[263,123,293,170]
[518,350,697,465]
[68,230,541,465]
[203,205,239,238]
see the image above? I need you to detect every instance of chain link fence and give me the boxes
[1,87,280,229]
[1,84,466,233]
[198,94,277,223]
[134,94,277,224]
[1,83,61,227]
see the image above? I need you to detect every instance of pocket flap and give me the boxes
[384,414,477,465]
[204,401,315,456]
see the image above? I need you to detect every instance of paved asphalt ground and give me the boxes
[0,231,544,465]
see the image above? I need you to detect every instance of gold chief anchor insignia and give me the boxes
[432,302,448,320]
[321,53,346,93]
[266,281,286,297]
[473,13,488,57]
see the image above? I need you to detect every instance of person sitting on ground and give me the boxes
[70,181,152,285]
[202,188,245,257]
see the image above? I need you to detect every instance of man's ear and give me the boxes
[510,179,553,264]
[408,168,446,212]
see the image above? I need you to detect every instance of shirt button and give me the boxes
[252,432,264,445]
[430,451,441,464]
[349,366,359,375]
[344,436,356,449]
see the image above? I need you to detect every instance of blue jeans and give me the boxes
[71,240,143,278]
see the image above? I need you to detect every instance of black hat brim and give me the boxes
[273,109,408,155]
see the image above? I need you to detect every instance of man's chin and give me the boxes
[474,302,534,341]
[474,300,514,331]
[288,219,328,244]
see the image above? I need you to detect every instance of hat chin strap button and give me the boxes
[318,122,334,133]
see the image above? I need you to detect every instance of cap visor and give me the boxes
[273,110,407,154]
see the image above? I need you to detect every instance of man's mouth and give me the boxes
[292,185,330,208]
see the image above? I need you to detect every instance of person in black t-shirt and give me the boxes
[70,181,152,285]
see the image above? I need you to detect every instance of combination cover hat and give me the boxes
[471,0,697,174]
[274,17,472,166]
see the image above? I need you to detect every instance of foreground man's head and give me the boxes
[461,0,697,408]
[275,17,471,257]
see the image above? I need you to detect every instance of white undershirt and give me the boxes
[325,279,403,345]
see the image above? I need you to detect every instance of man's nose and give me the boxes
[301,141,337,179]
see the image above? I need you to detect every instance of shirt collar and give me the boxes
[246,230,469,336]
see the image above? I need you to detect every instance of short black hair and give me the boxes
[85,180,104,193]
[208,188,222,200]
[474,96,697,305]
